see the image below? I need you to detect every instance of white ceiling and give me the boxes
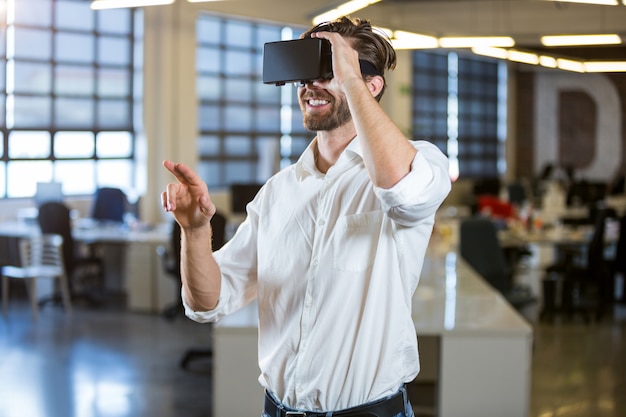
[190,0,626,56]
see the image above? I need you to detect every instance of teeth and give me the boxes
[308,99,328,106]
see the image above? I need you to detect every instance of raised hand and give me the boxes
[162,160,216,229]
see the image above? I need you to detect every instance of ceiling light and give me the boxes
[439,37,515,48]
[507,50,540,65]
[539,56,558,68]
[541,34,622,46]
[312,0,382,25]
[544,0,619,5]
[91,0,173,8]
[471,47,509,60]
[391,30,438,49]
[584,61,626,72]
[90,0,223,8]
[557,58,586,72]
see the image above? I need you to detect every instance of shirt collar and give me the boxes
[295,136,362,181]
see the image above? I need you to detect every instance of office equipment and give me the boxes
[541,208,613,322]
[91,187,128,223]
[1,234,71,320]
[230,183,263,214]
[459,216,536,310]
[34,182,63,207]
[609,215,626,303]
[38,202,105,306]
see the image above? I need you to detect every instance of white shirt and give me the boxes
[184,137,450,411]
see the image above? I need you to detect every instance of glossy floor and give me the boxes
[1,297,625,417]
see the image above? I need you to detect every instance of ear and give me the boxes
[366,75,384,98]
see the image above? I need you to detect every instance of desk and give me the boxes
[0,220,175,313]
[211,228,533,417]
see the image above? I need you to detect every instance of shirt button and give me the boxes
[312,259,318,267]
[318,219,325,226]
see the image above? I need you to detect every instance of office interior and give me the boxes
[1,1,626,417]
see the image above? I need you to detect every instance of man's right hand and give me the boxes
[161,160,216,229]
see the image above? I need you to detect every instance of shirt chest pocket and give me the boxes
[332,211,384,272]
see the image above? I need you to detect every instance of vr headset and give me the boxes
[262,38,333,86]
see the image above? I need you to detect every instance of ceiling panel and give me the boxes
[179,0,626,58]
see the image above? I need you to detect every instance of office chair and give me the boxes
[1,234,72,321]
[507,182,527,207]
[160,211,227,371]
[459,216,536,311]
[608,214,626,304]
[37,202,105,307]
[541,208,613,323]
[91,187,127,223]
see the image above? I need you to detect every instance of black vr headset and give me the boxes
[262,38,381,86]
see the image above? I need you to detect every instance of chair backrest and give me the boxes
[613,215,626,273]
[586,208,610,273]
[37,202,76,275]
[19,234,65,272]
[460,216,512,294]
[507,182,526,206]
[91,187,127,223]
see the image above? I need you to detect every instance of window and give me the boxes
[412,50,506,181]
[0,0,142,199]
[196,14,308,189]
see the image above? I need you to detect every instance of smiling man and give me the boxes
[162,16,451,417]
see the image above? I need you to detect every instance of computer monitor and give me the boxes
[230,183,263,214]
[34,182,63,207]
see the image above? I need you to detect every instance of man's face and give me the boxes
[297,82,352,132]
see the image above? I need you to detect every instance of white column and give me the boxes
[141,1,198,224]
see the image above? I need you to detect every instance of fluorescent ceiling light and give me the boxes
[507,50,540,65]
[471,46,509,60]
[391,30,438,49]
[91,0,174,8]
[541,34,622,46]
[439,36,515,48]
[312,0,381,25]
[544,0,618,5]
[539,56,558,68]
[584,61,626,72]
[557,58,586,72]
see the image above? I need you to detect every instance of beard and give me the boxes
[299,92,352,132]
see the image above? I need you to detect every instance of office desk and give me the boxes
[211,229,533,417]
[0,220,175,313]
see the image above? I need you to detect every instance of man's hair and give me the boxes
[302,16,397,101]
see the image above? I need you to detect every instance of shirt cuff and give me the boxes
[373,151,434,208]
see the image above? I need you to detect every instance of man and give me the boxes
[162,16,451,417]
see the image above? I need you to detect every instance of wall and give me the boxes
[514,65,626,185]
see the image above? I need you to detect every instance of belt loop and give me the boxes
[400,384,408,405]
[400,384,410,416]
[326,412,333,417]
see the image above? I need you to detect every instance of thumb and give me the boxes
[198,193,215,218]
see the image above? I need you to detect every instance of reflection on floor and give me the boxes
[1,296,625,417]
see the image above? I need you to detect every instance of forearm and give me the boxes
[345,78,416,189]
[180,223,222,311]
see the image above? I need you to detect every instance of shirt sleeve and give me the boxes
[373,140,451,226]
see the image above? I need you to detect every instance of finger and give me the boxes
[164,160,205,188]
[165,182,180,212]
[160,191,168,212]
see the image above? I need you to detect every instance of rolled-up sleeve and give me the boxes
[374,140,451,226]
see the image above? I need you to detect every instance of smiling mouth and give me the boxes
[307,98,329,107]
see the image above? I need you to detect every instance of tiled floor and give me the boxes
[1,294,625,417]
